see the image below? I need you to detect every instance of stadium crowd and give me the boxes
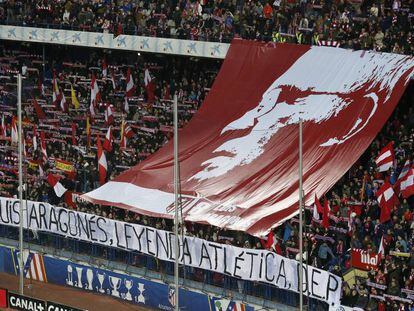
[0,42,218,196]
[0,15,413,311]
[0,0,413,54]
[0,41,413,309]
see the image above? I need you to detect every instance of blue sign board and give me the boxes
[0,245,254,311]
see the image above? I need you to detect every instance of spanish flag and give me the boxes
[71,85,80,109]
[55,158,74,172]
[28,160,39,169]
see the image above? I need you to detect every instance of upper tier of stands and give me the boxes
[0,0,413,55]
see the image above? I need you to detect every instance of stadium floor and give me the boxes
[0,272,151,311]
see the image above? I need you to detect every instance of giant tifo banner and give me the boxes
[83,39,414,237]
[0,245,254,311]
[0,197,342,304]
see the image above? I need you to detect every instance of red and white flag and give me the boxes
[104,104,114,125]
[261,231,282,254]
[125,68,135,97]
[103,126,113,152]
[52,73,61,107]
[124,123,135,139]
[60,89,68,112]
[400,166,414,198]
[102,59,108,78]
[97,135,107,185]
[90,74,101,117]
[11,116,18,144]
[376,181,398,223]
[144,68,155,104]
[322,199,330,229]
[313,194,323,221]
[375,142,394,172]
[378,235,385,257]
[91,74,101,103]
[40,131,48,163]
[397,160,411,180]
[47,174,67,197]
[395,160,411,192]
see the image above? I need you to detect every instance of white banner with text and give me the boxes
[0,197,341,304]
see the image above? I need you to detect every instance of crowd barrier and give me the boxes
[0,224,333,310]
[0,242,256,311]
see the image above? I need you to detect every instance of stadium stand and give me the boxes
[0,0,413,54]
[0,39,413,310]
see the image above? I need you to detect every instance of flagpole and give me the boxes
[17,73,24,295]
[299,119,303,310]
[173,94,179,311]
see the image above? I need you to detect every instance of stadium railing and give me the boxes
[0,224,329,310]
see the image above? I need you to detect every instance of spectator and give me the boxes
[318,242,335,268]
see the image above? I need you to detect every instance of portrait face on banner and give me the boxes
[83,41,414,236]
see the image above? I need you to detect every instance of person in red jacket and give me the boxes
[263,2,273,19]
